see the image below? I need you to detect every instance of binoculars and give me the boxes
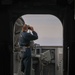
[26,25,31,29]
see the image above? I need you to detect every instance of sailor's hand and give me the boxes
[30,26,34,31]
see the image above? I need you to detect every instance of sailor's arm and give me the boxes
[27,26,38,40]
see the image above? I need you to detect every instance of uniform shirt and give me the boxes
[19,31,38,46]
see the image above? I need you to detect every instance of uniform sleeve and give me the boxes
[27,31,38,40]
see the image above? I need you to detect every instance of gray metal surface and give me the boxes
[13,44,63,75]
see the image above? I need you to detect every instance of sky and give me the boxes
[22,14,63,46]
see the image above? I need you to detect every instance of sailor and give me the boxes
[19,24,38,75]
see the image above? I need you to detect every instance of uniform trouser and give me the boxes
[21,48,31,75]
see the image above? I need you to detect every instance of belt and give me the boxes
[20,46,30,52]
[25,46,30,48]
[20,45,30,48]
[22,46,30,48]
